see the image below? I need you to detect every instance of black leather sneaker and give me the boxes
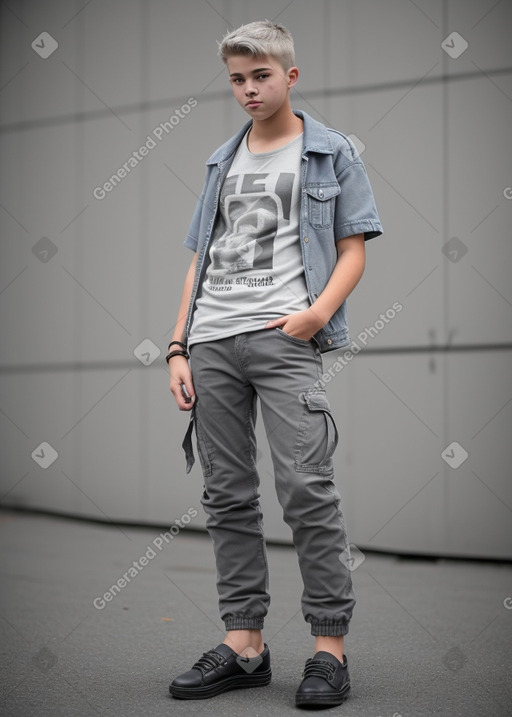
[295,651,350,708]
[169,642,271,699]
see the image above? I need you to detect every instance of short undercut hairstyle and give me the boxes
[218,20,295,72]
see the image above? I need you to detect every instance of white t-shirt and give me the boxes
[188,131,309,346]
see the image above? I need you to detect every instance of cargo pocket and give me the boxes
[294,389,339,473]
[306,184,340,229]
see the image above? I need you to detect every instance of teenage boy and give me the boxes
[167,20,382,709]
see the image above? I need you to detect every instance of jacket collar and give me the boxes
[206,109,334,166]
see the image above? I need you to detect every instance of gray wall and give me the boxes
[1,0,511,558]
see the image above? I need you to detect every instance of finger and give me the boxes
[170,382,185,403]
[182,378,196,403]
[171,388,193,411]
[179,400,194,412]
[181,386,195,405]
[265,316,288,328]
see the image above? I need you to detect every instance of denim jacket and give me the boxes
[183,109,383,352]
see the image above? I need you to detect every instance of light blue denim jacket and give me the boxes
[183,109,383,352]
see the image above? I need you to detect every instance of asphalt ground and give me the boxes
[1,509,511,716]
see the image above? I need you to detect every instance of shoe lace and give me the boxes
[192,650,224,674]
[302,658,336,682]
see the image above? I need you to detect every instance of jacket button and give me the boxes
[327,339,332,345]
[318,189,324,198]
[304,236,309,243]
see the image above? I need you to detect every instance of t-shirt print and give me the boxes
[188,131,310,345]
[209,172,294,276]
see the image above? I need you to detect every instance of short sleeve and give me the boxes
[183,193,204,251]
[333,161,383,242]
[183,166,214,251]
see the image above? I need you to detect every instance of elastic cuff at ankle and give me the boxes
[224,616,264,631]
[309,620,349,637]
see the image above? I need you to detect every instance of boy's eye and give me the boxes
[230,73,269,84]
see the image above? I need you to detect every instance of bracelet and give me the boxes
[168,340,187,351]
[166,349,189,365]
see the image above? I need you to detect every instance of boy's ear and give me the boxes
[287,66,299,88]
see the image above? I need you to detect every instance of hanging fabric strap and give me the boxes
[182,405,196,474]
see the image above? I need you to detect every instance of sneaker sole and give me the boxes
[169,668,272,700]
[295,683,350,708]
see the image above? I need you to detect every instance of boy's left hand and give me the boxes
[265,308,325,341]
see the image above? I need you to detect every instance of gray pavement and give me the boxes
[0,508,511,716]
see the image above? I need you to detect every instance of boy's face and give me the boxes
[226,54,298,121]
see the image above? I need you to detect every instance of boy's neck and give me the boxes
[247,103,303,153]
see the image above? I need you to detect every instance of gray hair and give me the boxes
[218,20,295,72]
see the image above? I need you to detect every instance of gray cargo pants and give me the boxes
[185,328,355,636]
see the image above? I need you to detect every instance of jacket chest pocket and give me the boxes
[305,183,340,229]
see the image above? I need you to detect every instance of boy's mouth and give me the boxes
[246,101,262,108]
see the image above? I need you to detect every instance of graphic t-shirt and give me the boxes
[188,131,309,346]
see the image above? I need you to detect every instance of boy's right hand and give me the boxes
[169,357,196,411]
